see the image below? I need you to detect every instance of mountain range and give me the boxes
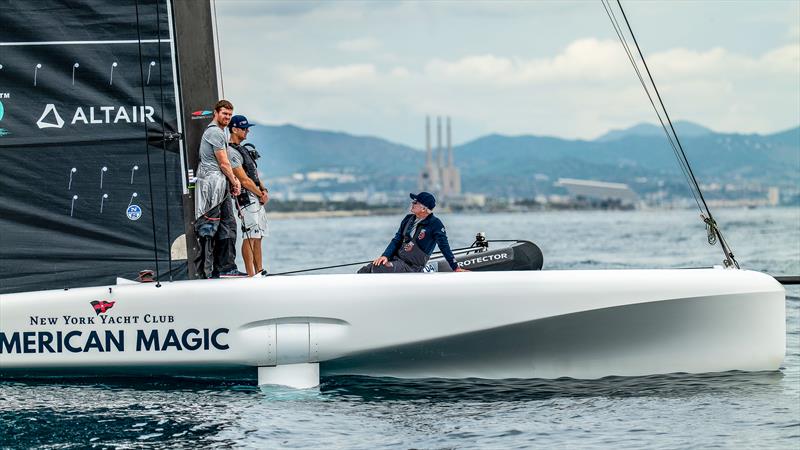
[244,121,800,198]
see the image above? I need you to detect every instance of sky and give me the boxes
[216,0,800,148]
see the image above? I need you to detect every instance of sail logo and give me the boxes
[90,300,115,315]
[191,109,213,120]
[36,104,155,129]
[37,103,65,129]
[126,205,142,221]
[0,94,9,137]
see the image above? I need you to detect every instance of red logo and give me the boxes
[90,300,115,315]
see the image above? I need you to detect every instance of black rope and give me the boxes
[608,0,738,268]
[134,0,162,286]
[154,0,173,280]
[600,0,702,211]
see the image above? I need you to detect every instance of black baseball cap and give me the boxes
[410,192,436,210]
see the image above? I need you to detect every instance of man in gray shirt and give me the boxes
[194,99,246,278]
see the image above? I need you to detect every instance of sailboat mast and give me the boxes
[170,0,224,278]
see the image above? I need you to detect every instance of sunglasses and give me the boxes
[411,200,419,205]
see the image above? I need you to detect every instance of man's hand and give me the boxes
[230,178,241,196]
[373,256,388,266]
[259,190,269,204]
[455,267,469,272]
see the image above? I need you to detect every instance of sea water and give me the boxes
[1,207,798,448]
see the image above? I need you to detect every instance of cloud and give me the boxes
[422,38,800,89]
[424,39,629,85]
[336,37,381,52]
[390,66,410,78]
[285,64,377,88]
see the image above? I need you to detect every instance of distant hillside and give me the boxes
[243,122,799,197]
[596,121,714,142]
[246,124,420,178]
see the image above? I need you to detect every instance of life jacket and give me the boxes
[230,142,262,206]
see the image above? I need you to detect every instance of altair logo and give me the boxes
[36,104,155,129]
[37,103,64,129]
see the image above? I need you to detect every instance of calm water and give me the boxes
[2,207,798,448]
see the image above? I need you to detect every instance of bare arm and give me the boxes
[233,166,261,196]
[214,148,240,195]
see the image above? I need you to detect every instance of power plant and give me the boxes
[418,116,461,198]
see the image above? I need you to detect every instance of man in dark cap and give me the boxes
[228,115,269,276]
[358,192,465,273]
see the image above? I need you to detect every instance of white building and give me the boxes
[556,178,638,205]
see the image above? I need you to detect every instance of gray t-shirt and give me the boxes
[199,122,227,168]
[228,145,243,169]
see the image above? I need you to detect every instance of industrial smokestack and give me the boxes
[447,116,453,167]
[437,116,443,169]
[425,116,431,167]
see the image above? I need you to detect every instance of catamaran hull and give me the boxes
[0,269,785,382]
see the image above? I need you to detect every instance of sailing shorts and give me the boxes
[239,195,268,239]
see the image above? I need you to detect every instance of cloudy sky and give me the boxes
[216,0,800,147]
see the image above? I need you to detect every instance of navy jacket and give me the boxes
[382,213,458,270]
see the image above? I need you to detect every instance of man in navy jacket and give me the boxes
[358,192,466,273]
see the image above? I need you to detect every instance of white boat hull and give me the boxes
[0,269,786,381]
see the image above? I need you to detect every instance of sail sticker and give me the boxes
[191,110,213,120]
[37,103,65,129]
[0,96,7,137]
[126,205,142,221]
[90,300,115,315]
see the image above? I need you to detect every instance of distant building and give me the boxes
[556,178,638,205]
[768,187,780,206]
[418,116,461,198]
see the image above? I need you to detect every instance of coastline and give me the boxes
[267,209,396,220]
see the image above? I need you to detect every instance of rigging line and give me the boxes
[600,0,703,211]
[614,0,711,214]
[607,1,703,211]
[211,0,225,98]
[154,0,173,279]
[134,0,162,286]
[266,244,491,276]
[614,0,738,268]
[601,0,697,203]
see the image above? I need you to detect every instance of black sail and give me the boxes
[0,0,219,293]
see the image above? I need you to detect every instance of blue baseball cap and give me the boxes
[410,192,436,210]
[229,115,254,129]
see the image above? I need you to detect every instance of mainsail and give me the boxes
[0,0,219,294]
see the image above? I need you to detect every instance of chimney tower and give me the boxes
[436,116,443,170]
[447,116,453,167]
[425,116,431,167]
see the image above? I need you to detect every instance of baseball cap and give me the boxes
[229,115,254,129]
[410,192,436,210]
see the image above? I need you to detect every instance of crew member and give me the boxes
[193,99,246,278]
[228,115,269,276]
[358,192,466,273]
